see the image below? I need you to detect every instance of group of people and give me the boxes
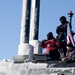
[41,16,75,62]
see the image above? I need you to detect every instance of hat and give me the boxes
[60,16,68,23]
[47,32,53,38]
[47,32,53,40]
[60,16,66,21]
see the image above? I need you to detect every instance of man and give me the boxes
[56,16,68,42]
[56,16,68,61]
[41,32,61,60]
[64,43,75,62]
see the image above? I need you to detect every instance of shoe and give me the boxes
[61,57,67,62]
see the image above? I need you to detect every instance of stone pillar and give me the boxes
[20,0,31,43]
[29,0,42,54]
[18,0,33,56]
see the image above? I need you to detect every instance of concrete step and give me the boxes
[13,55,28,63]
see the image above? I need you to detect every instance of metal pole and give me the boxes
[68,10,74,32]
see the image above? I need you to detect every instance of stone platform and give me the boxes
[0,60,75,75]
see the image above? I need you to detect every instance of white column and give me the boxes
[18,0,33,56]
[29,0,42,54]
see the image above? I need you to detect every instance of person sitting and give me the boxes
[40,32,61,60]
[63,43,75,62]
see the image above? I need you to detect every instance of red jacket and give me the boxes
[41,39,61,54]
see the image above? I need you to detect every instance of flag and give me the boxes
[67,24,75,46]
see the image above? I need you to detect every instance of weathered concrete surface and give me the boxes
[18,0,32,56]
[19,0,31,43]
[13,55,28,63]
[30,0,40,41]
[29,0,42,54]
[0,61,75,75]
[29,40,42,54]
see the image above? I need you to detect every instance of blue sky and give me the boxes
[0,0,75,60]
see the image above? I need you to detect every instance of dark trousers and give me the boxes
[58,48,67,60]
[58,41,67,60]
[48,49,60,60]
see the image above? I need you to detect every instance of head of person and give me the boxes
[66,43,74,51]
[47,32,53,40]
[60,16,68,24]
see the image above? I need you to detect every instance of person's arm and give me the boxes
[56,41,61,48]
[56,26,60,34]
[40,39,47,48]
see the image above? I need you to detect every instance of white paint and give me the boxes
[29,0,41,54]
[20,0,28,43]
[18,43,33,55]
[28,46,34,61]
[30,0,40,40]
[30,0,36,41]
[18,0,32,56]
[29,40,42,54]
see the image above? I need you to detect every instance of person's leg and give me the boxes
[50,50,60,60]
[58,48,66,61]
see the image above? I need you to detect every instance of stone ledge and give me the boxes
[0,61,75,75]
[13,55,28,63]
